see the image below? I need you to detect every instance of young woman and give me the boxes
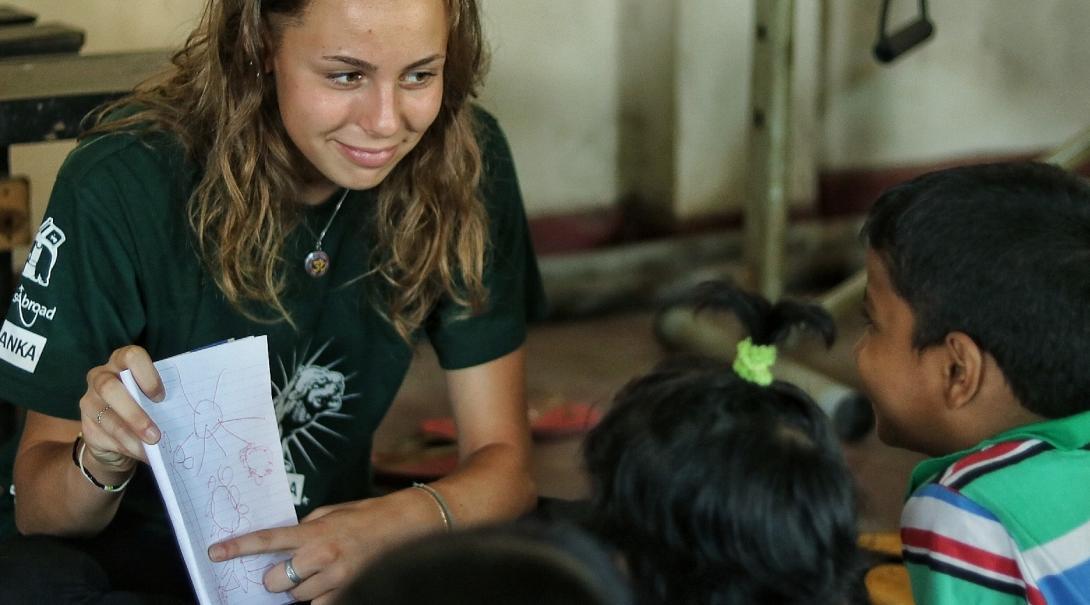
[0,0,545,602]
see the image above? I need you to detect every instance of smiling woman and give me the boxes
[0,0,546,603]
[270,0,449,198]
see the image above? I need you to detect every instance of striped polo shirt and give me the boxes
[900,410,1090,604]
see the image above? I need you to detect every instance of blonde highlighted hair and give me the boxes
[85,0,490,342]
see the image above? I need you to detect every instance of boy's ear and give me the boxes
[940,331,984,410]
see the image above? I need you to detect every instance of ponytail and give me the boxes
[684,280,836,347]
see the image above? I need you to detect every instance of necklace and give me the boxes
[303,188,350,278]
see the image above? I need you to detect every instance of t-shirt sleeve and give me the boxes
[0,159,145,419]
[427,108,547,370]
[900,482,1029,605]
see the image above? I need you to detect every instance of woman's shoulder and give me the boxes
[470,105,520,193]
[471,104,513,163]
[50,125,195,225]
[471,104,503,136]
[61,126,189,185]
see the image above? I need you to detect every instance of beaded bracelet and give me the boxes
[411,482,455,531]
[71,433,135,493]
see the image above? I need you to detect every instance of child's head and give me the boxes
[583,282,862,605]
[856,162,1090,453]
[334,521,633,605]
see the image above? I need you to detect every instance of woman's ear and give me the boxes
[941,331,984,410]
[261,25,276,74]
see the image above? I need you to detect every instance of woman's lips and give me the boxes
[336,141,398,169]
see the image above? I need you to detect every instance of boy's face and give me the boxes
[854,250,949,456]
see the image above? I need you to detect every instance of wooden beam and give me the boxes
[0,50,172,146]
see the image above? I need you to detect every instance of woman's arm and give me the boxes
[13,346,163,537]
[211,345,535,604]
[430,344,536,523]
[14,412,122,537]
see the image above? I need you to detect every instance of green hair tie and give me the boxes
[732,337,777,386]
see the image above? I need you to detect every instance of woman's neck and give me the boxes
[298,180,339,206]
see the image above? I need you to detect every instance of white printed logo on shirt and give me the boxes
[0,320,46,373]
[22,217,66,287]
[12,286,57,328]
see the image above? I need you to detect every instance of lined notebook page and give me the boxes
[121,336,298,605]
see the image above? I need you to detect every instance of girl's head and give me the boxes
[90,0,490,339]
[583,282,861,604]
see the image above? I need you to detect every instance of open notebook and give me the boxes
[121,336,298,605]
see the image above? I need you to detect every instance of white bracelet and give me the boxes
[411,482,455,531]
[72,434,135,493]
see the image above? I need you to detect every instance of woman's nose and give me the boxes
[355,85,399,139]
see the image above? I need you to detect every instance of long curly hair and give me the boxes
[83,0,490,341]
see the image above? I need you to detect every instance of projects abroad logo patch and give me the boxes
[0,320,46,373]
[12,286,56,328]
[22,216,66,287]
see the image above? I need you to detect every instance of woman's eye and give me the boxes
[328,72,363,87]
[402,71,435,87]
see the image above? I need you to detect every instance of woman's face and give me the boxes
[270,0,448,203]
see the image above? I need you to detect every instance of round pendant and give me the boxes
[304,250,331,277]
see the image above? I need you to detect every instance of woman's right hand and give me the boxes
[77,345,165,474]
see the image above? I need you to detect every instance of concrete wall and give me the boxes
[822,0,1090,168]
[477,1,620,215]
[11,0,1090,226]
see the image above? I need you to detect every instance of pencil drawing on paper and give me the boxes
[154,362,285,603]
[159,364,267,479]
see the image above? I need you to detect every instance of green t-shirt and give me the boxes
[0,108,546,539]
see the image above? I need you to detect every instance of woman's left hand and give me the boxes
[208,346,536,604]
[209,487,439,604]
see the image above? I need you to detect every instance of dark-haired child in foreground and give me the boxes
[333,521,633,605]
[856,162,1090,604]
[583,282,864,605]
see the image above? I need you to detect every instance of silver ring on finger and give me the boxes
[284,557,303,585]
[94,404,111,424]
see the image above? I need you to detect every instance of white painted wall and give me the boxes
[822,0,1090,168]
[11,0,1090,224]
[477,1,620,215]
[674,0,821,218]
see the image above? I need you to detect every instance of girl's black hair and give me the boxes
[686,280,837,347]
[584,281,863,605]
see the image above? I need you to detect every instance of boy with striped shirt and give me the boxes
[854,162,1090,604]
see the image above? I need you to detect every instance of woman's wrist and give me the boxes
[411,482,455,531]
[72,435,136,491]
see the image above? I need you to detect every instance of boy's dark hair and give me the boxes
[334,521,633,605]
[862,161,1090,418]
[583,282,862,605]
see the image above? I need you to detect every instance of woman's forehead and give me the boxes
[278,0,448,60]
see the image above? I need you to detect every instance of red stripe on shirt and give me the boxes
[943,440,1028,481]
[1027,585,1046,605]
[901,527,1024,580]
